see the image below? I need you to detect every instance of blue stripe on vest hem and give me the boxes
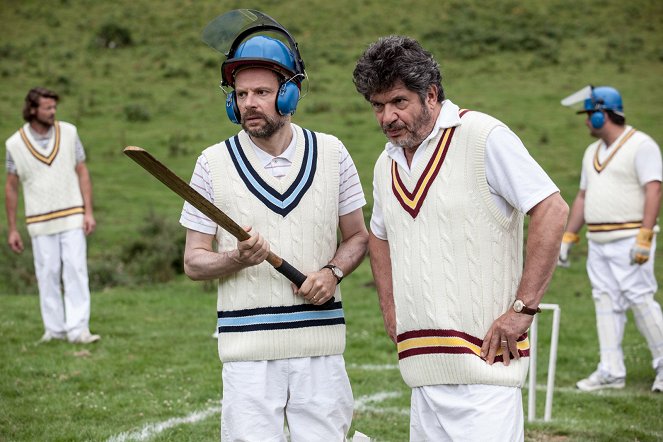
[219,309,344,327]
[218,301,343,318]
[218,317,346,333]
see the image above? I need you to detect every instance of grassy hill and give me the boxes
[1,0,662,275]
[1,0,662,440]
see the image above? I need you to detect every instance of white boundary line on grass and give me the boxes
[354,391,408,415]
[106,406,221,442]
[106,391,407,442]
[347,363,399,371]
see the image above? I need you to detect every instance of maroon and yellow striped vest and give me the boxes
[374,110,529,388]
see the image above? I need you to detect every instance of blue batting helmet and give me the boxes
[221,35,300,88]
[580,86,624,115]
[578,86,624,129]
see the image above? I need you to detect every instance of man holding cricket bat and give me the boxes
[178,10,368,441]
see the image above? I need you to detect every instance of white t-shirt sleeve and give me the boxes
[75,134,86,164]
[338,142,367,216]
[485,126,559,215]
[179,155,217,235]
[369,169,387,239]
[579,157,588,191]
[6,149,16,174]
[635,138,663,185]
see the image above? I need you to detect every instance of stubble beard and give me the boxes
[241,111,288,139]
[383,104,432,150]
[34,114,55,129]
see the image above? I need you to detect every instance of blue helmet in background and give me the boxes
[221,35,300,88]
[581,86,624,115]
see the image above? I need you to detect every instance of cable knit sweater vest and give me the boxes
[5,121,84,237]
[205,124,345,362]
[583,126,654,243]
[374,110,529,388]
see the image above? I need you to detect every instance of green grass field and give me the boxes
[1,0,663,440]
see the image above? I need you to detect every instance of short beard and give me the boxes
[241,111,287,139]
[34,115,54,128]
[383,103,432,150]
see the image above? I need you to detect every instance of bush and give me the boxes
[120,210,186,285]
[167,133,192,158]
[123,104,151,122]
[0,228,37,295]
[92,23,133,49]
[88,253,127,291]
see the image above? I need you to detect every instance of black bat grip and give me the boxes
[275,259,334,307]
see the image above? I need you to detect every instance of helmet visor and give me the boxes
[202,9,288,58]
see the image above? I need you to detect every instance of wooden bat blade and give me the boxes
[123,146,323,296]
[124,146,249,241]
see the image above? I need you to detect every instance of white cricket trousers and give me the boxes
[587,236,663,377]
[31,228,91,340]
[220,355,353,442]
[410,384,524,442]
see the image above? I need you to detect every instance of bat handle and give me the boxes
[275,259,335,307]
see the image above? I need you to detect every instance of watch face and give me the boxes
[513,300,524,312]
[332,266,343,279]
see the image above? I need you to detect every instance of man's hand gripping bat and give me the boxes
[124,146,333,306]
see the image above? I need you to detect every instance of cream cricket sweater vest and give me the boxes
[205,124,344,362]
[374,110,529,388]
[583,127,653,243]
[5,121,84,237]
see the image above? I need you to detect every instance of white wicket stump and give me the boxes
[527,303,561,422]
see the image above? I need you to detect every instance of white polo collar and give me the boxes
[385,99,461,172]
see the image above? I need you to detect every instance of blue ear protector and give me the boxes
[583,86,623,129]
[226,92,240,124]
[225,78,300,125]
[590,110,605,129]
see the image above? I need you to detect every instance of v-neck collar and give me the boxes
[225,124,318,217]
[385,99,462,174]
[18,122,61,165]
[390,109,471,218]
[593,126,636,173]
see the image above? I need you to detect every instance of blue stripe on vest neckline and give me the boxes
[225,128,318,217]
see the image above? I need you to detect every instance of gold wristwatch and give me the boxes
[512,299,541,315]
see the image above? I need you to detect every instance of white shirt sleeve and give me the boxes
[338,142,367,216]
[6,149,16,174]
[75,134,86,164]
[635,138,663,185]
[179,155,218,235]
[579,157,588,191]
[369,168,387,239]
[485,126,559,215]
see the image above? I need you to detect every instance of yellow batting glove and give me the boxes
[558,232,580,268]
[630,228,654,265]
